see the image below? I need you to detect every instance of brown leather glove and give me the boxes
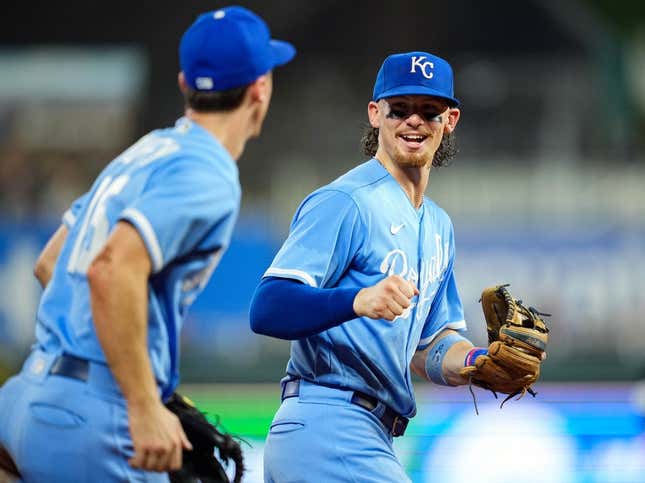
[460,284,549,406]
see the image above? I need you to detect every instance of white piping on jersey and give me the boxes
[264,268,317,288]
[62,209,76,228]
[121,208,164,273]
[417,319,466,348]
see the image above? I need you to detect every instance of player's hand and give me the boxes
[127,398,193,472]
[353,275,419,321]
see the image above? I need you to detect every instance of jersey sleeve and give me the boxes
[62,192,89,228]
[120,159,239,273]
[417,226,466,350]
[264,189,364,288]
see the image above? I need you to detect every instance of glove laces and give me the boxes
[466,379,538,415]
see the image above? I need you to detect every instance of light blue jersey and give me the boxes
[265,159,465,417]
[35,117,240,399]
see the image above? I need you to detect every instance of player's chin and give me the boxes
[393,151,432,168]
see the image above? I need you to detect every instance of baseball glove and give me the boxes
[460,284,549,409]
[165,392,244,483]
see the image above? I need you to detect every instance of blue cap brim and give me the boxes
[376,85,460,107]
[270,39,296,68]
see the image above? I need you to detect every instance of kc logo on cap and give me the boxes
[410,56,434,80]
[372,51,459,106]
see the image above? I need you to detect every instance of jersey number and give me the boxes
[66,134,179,274]
[66,175,129,274]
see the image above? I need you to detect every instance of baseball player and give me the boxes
[0,6,294,481]
[250,51,481,482]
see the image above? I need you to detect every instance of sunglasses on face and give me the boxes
[384,101,446,123]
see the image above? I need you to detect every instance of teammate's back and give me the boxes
[0,5,295,480]
[37,118,240,387]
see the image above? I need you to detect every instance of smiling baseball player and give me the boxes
[249,51,548,482]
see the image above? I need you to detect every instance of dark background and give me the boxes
[1,0,644,383]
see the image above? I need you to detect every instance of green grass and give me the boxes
[177,383,281,438]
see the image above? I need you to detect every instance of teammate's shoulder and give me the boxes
[148,119,236,172]
[326,158,389,195]
[155,118,229,155]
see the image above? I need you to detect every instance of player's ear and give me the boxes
[443,108,460,134]
[368,101,381,128]
[247,73,272,105]
[178,72,189,94]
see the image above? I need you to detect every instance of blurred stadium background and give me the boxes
[1,0,644,481]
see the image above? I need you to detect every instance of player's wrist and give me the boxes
[125,389,162,411]
[351,288,368,316]
[425,332,470,386]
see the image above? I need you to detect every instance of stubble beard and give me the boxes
[392,147,434,168]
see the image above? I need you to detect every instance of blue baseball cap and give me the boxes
[179,6,296,91]
[373,51,459,106]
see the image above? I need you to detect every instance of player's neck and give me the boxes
[186,110,249,161]
[375,153,430,209]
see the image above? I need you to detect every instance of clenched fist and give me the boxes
[353,275,419,321]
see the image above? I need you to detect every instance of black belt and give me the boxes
[281,379,408,437]
[49,354,90,382]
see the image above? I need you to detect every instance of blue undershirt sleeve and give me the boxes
[250,276,361,340]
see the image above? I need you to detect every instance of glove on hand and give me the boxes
[166,392,244,483]
[460,284,549,407]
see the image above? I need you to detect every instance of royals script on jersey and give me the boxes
[36,118,240,398]
[265,159,466,417]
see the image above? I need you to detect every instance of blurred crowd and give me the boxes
[1,0,644,382]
